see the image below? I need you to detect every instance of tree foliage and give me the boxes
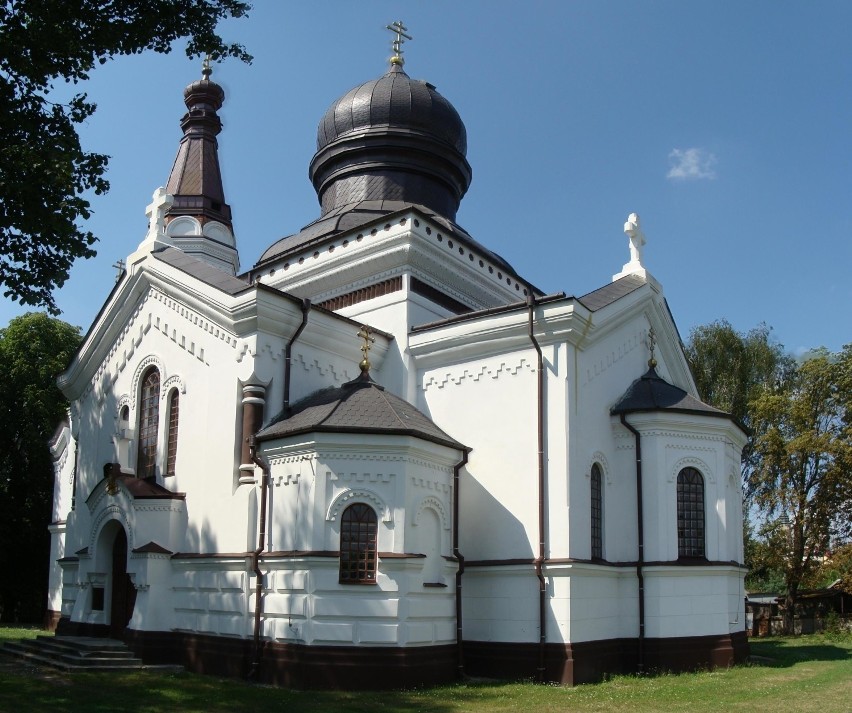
[748,347,852,630]
[684,319,792,493]
[0,0,251,314]
[0,313,81,622]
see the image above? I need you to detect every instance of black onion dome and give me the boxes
[183,77,225,113]
[309,63,472,221]
[316,64,467,154]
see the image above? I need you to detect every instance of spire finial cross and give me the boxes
[201,54,212,80]
[386,20,412,66]
[112,258,126,283]
[647,327,658,368]
[358,326,375,374]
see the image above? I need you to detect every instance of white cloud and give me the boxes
[666,148,717,181]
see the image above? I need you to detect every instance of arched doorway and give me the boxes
[110,528,136,637]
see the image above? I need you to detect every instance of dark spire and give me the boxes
[164,60,233,230]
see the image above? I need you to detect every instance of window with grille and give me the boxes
[339,503,378,584]
[677,467,705,558]
[165,389,179,476]
[137,367,160,479]
[591,463,603,560]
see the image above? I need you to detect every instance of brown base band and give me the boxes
[465,631,749,684]
[51,618,747,688]
[42,610,62,632]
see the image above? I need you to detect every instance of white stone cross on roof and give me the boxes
[145,187,174,241]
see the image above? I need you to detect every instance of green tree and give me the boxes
[749,348,852,632]
[0,0,251,314]
[685,320,792,494]
[0,313,81,622]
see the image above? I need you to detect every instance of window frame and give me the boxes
[165,388,179,477]
[676,467,706,559]
[590,463,604,560]
[136,366,160,479]
[339,503,378,585]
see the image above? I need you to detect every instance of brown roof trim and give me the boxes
[171,550,428,560]
[466,557,746,569]
[171,551,252,560]
[464,558,535,567]
[132,541,174,555]
[411,292,568,333]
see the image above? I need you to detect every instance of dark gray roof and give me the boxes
[610,366,728,418]
[153,246,250,295]
[579,274,646,312]
[254,201,517,277]
[257,372,466,451]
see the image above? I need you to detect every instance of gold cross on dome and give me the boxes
[386,20,412,65]
[358,326,375,373]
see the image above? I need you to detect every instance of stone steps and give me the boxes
[1,635,182,673]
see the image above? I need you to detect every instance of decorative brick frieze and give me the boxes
[423,357,536,391]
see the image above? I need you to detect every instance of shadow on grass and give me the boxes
[749,636,852,668]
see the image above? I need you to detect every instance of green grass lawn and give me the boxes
[2,627,851,712]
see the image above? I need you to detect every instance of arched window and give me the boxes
[591,463,603,560]
[136,367,160,479]
[165,389,179,477]
[339,503,378,584]
[677,467,705,558]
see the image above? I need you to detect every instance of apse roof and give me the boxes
[610,366,728,418]
[256,371,466,451]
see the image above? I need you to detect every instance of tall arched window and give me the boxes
[339,503,378,584]
[677,467,705,558]
[591,463,603,560]
[137,367,160,479]
[165,389,179,477]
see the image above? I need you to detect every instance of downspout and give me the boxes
[283,298,311,413]
[620,414,645,674]
[527,295,547,683]
[453,449,469,679]
[248,435,270,680]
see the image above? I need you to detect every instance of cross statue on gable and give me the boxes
[145,187,174,240]
[386,20,412,65]
[624,212,645,267]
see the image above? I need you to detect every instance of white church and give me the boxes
[47,33,748,687]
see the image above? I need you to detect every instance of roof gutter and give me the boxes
[283,299,311,413]
[619,414,645,674]
[527,294,547,682]
[247,435,270,681]
[453,449,469,679]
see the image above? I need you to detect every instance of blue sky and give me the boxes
[4,1,850,355]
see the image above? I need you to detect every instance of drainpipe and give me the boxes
[283,299,310,413]
[527,295,547,683]
[248,435,270,680]
[453,449,469,679]
[620,414,645,674]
